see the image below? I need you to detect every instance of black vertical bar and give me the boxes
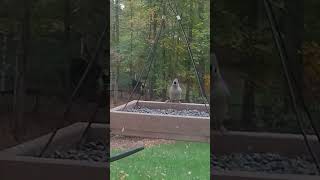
[263,0,320,173]
[106,0,111,177]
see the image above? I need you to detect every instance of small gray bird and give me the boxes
[212,53,230,134]
[168,78,182,103]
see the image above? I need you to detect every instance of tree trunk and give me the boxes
[162,46,167,100]
[0,34,8,92]
[13,0,30,140]
[198,1,205,97]
[241,79,255,129]
[113,0,120,105]
[169,29,175,81]
[161,3,167,101]
[111,1,115,42]
[115,0,120,44]
[80,34,84,57]
[185,1,193,103]
[148,0,152,41]
[282,0,304,112]
[152,11,157,41]
[129,0,134,89]
[148,1,158,100]
[64,0,71,98]
[240,0,263,128]
[13,42,22,138]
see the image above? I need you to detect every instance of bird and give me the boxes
[211,53,230,134]
[167,78,182,103]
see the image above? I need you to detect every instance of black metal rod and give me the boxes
[110,146,144,162]
[120,6,166,133]
[76,88,106,147]
[38,20,109,157]
[122,18,165,111]
[167,1,209,114]
[263,0,320,173]
[77,103,100,147]
[134,19,166,108]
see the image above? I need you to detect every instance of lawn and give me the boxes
[110,141,210,180]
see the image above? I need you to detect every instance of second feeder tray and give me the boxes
[110,100,210,142]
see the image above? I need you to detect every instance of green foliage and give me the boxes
[111,0,210,101]
[0,0,108,94]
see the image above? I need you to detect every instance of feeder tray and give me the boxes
[110,100,210,142]
[211,131,320,180]
[0,123,107,180]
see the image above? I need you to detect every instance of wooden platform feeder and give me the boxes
[0,123,108,180]
[212,131,320,180]
[110,100,210,142]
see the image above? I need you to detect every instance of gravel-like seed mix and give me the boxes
[45,139,317,175]
[45,140,108,162]
[44,136,175,162]
[212,153,317,175]
[124,107,209,117]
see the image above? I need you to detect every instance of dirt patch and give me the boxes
[111,134,176,150]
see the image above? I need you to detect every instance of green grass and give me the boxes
[110,141,210,180]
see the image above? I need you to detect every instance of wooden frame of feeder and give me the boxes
[211,131,320,180]
[0,123,108,180]
[110,100,210,142]
[0,122,144,180]
[0,123,144,180]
